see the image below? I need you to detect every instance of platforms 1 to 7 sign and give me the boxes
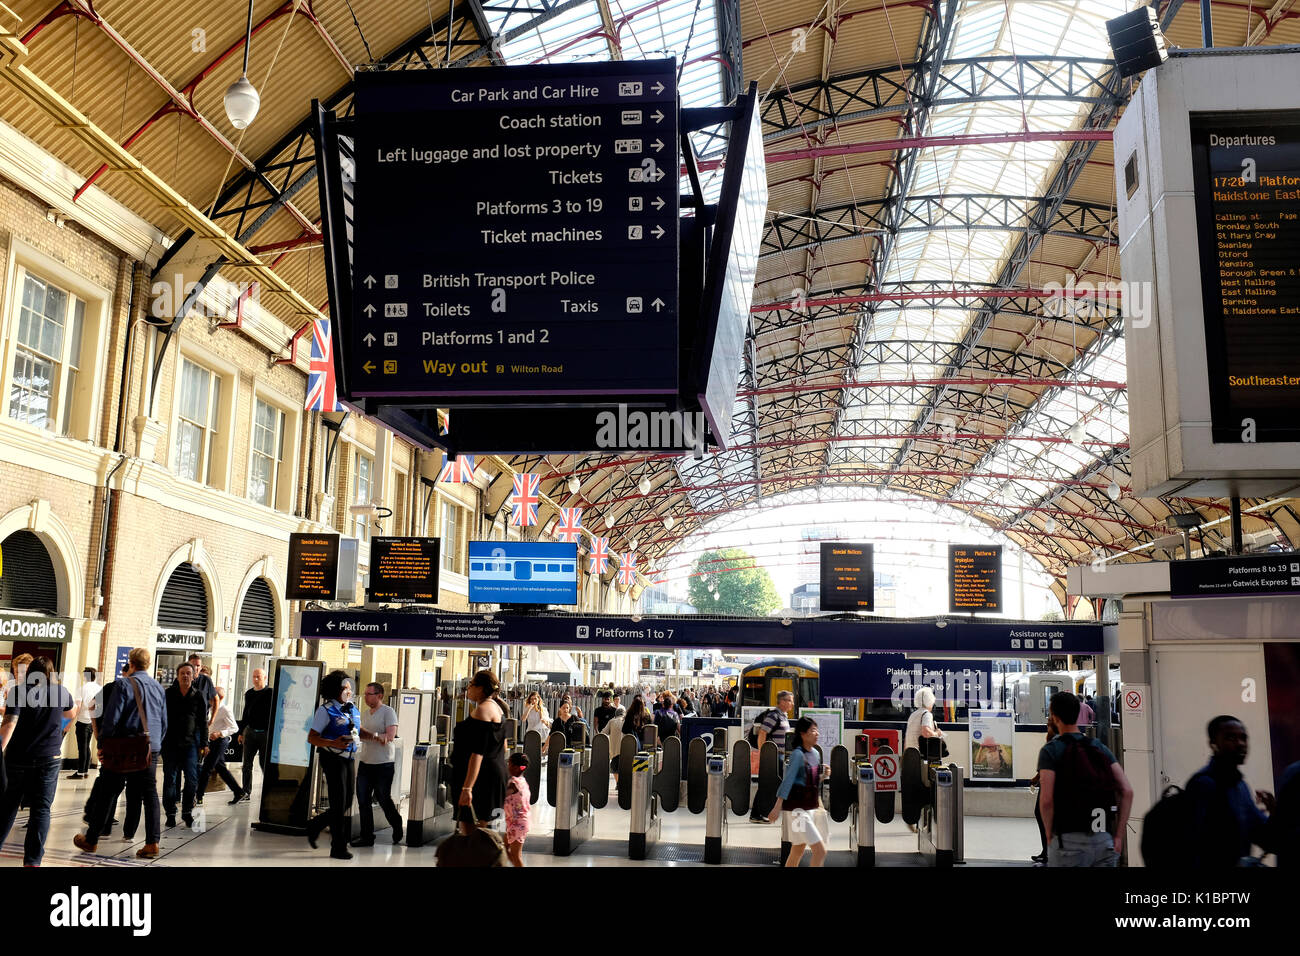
[350,61,679,400]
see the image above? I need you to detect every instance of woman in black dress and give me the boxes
[450,669,507,834]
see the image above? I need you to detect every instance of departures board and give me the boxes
[1190,111,1300,442]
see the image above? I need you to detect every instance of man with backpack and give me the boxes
[1037,692,1133,866]
[748,691,794,823]
[653,692,681,744]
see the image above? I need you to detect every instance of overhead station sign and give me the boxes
[366,536,439,603]
[1170,552,1300,598]
[1190,112,1300,442]
[949,544,1003,614]
[819,543,874,611]
[349,61,679,401]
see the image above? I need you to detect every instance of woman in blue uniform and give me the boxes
[305,670,361,860]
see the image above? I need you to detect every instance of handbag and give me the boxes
[435,807,509,867]
[99,676,151,774]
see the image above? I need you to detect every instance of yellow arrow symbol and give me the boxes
[363,361,376,374]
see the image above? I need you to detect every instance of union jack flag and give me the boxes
[510,473,540,526]
[306,318,341,411]
[619,552,638,586]
[438,454,476,483]
[554,507,583,543]
[588,537,610,574]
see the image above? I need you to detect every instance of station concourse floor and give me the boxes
[2,772,1041,868]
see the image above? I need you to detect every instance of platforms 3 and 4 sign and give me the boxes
[349,61,679,400]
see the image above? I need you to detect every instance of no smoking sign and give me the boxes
[1124,688,1144,718]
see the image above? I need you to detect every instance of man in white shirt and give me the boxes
[195,687,246,806]
[69,668,100,779]
[351,682,403,847]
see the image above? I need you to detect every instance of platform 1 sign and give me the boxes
[349,61,679,401]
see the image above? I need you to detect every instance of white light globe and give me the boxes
[638,476,651,495]
[224,75,260,129]
[567,476,580,495]
[1045,516,1057,534]
[663,514,675,531]
[1106,480,1121,502]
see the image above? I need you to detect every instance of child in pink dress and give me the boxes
[504,752,530,867]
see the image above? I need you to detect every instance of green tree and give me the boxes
[688,548,781,616]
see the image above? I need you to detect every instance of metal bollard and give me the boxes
[553,749,593,856]
[933,767,955,868]
[855,758,876,867]
[949,762,965,864]
[704,753,726,865]
[629,751,660,860]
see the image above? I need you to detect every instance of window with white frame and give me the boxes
[248,398,286,509]
[8,270,87,436]
[352,450,373,541]
[441,499,467,574]
[174,358,221,484]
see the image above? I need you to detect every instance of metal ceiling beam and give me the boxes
[755,54,1119,139]
[761,194,1116,260]
[885,60,1126,475]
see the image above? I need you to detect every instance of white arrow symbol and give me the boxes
[652,138,664,152]
[651,298,665,312]
[363,304,376,316]
[363,361,376,374]
[363,275,376,288]
[363,332,376,346]
[652,109,664,123]
[651,225,665,239]
[652,196,665,210]
[653,168,666,181]
[652,81,665,94]
[326,620,336,630]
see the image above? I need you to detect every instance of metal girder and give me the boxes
[153,1,479,280]
[715,0,744,105]
[757,55,1118,138]
[467,0,509,64]
[817,0,957,482]
[761,194,1116,260]
[884,62,1126,473]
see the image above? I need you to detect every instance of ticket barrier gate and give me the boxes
[703,737,752,864]
[553,749,594,855]
[629,750,661,860]
[405,740,455,846]
[905,738,964,867]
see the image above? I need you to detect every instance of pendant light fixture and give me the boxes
[225,1,261,129]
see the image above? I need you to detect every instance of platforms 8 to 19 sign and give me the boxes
[349,61,679,401]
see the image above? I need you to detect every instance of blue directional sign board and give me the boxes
[468,541,579,605]
[349,61,679,400]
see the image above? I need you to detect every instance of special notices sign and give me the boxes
[1190,112,1300,441]
[949,544,1003,613]
[366,536,440,603]
[350,61,679,400]
[286,533,339,601]
[819,542,874,611]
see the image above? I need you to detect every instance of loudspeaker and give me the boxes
[1106,7,1168,79]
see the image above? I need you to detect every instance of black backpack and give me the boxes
[746,708,780,747]
[1053,735,1117,834]
[1140,783,1198,868]
[654,707,680,741]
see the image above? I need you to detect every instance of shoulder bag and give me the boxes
[99,676,152,773]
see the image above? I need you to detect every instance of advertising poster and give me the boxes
[969,709,1015,781]
[271,664,319,769]
[799,707,845,759]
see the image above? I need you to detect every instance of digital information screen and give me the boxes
[350,61,679,400]
[366,536,440,603]
[949,545,1003,613]
[819,543,874,611]
[286,533,339,601]
[1190,111,1300,442]
[467,541,579,605]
